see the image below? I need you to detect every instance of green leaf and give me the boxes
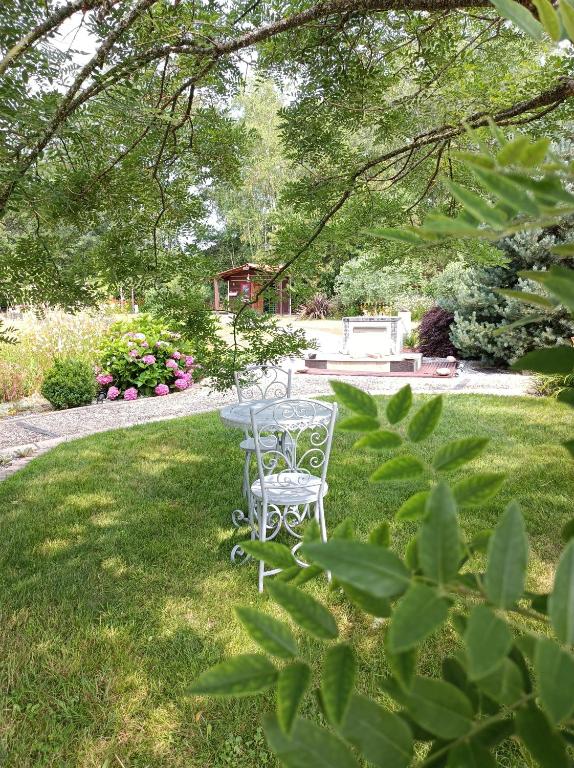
[464,605,513,680]
[564,438,574,458]
[263,714,360,768]
[521,138,552,168]
[468,529,493,555]
[332,518,355,539]
[241,541,297,570]
[492,314,546,336]
[340,695,413,768]
[189,654,277,696]
[342,583,392,617]
[407,396,443,442]
[447,741,497,768]
[303,540,410,599]
[386,385,413,424]
[420,215,482,237]
[549,540,574,644]
[397,677,473,739]
[277,662,311,733]
[452,472,505,507]
[337,416,380,432]
[443,179,508,227]
[512,346,574,374]
[552,243,574,257]
[485,501,528,608]
[535,637,574,723]
[388,584,449,653]
[235,607,298,659]
[418,481,461,585]
[559,0,574,40]
[562,518,574,542]
[532,0,561,39]
[370,455,425,482]
[497,288,555,308]
[557,387,574,406]
[432,437,489,472]
[472,166,539,214]
[523,265,574,313]
[396,490,429,521]
[369,522,390,547]
[354,430,402,449]
[475,657,524,706]
[304,519,321,544]
[497,134,530,166]
[404,538,419,571]
[489,0,545,39]
[387,645,417,690]
[291,564,324,586]
[367,227,425,245]
[515,704,569,768]
[330,381,377,418]
[266,581,338,640]
[322,643,356,725]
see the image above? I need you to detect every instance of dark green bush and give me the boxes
[41,357,98,410]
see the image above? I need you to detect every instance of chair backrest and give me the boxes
[249,399,338,498]
[234,365,292,403]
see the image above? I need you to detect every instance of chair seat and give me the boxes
[251,471,328,505]
[240,435,279,452]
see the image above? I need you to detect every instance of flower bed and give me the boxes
[96,321,197,401]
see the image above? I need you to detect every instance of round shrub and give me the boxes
[41,358,98,409]
[418,306,457,357]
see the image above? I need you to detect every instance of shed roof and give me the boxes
[215,263,284,280]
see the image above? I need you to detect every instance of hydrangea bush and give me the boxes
[96,317,197,400]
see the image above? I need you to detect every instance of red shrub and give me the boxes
[418,306,457,357]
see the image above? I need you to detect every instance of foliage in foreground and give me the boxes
[190,79,574,768]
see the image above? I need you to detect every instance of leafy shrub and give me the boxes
[298,294,335,320]
[418,306,457,356]
[41,358,98,409]
[97,315,196,399]
[432,230,574,365]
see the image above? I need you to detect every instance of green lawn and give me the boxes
[0,395,572,767]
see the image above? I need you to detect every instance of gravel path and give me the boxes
[0,364,532,481]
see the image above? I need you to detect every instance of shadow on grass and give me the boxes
[0,396,571,766]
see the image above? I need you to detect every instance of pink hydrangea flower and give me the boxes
[154,383,169,396]
[107,386,120,400]
[129,349,139,358]
[174,368,187,378]
[96,373,113,386]
[155,340,167,348]
[141,354,156,365]
[171,350,182,360]
[165,358,178,370]
[124,387,138,400]
[141,341,149,348]
[185,355,195,368]
[174,378,189,391]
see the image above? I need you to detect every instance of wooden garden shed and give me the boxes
[213,263,291,315]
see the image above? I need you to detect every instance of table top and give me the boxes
[220,398,334,429]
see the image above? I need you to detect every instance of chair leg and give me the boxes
[317,497,331,582]
[258,501,267,593]
[242,450,251,498]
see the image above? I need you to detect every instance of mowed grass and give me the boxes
[0,395,572,767]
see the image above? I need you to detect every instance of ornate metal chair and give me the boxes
[249,398,337,592]
[233,365,293,500]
